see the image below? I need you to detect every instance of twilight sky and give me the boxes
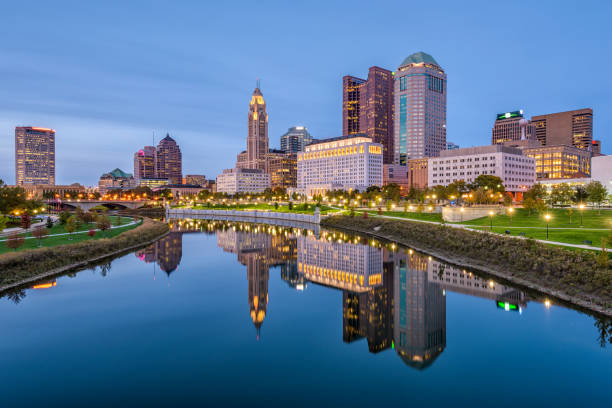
[1,0,610,186]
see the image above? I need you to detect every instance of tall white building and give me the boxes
[428,145,535,192]
[216,168,270,194]
[297,135,383,196]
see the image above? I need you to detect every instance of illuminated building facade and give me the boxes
[523,145,591,180]
[393,52,446,163]
[342,67,394,163]
[156,134,182,184]
[429,145,536,192]
[268,151,297,190]
[216,168,270,194]
[237,86,269,172]
[280,126,313,153]
[408,158,429,190]
[491,110,535,145]
[531,108,593,150]
[98,168,136,194]
[134,146,156,180]
[297,135,383,196]
[19,183,85,199]
[138,178,169,189]
[15,126,55,185]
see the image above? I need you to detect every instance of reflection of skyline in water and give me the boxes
[158,219,534,369]
[136,232,183,276]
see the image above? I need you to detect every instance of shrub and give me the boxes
[87,229,96,238]
[59,210,71,225]
[6,232,25,251]
[20,214,32,230]
[46,217,54,229]
[32,226,48,247]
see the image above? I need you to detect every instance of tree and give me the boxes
[46,216,54,229]
[574,186,589,203]
[503,194,513,207]
[524,183,546,202]
[470,175,505,193]
[20,213,32,230]
[0,215,7,233]
[82,211,96,224]
[116,215,122,226]
[586,181,607,214]
[96,215,111,236]
[65,215,78,239]
[535,199,548,214]
[59,210,71,225]
[567,207,574,225]
[6,232,25,251]
[523,197,537,216]
[32,226,48,247]
[382,183,401,202]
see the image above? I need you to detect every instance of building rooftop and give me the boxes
[438,145,524,158]
[399,52,440,68]
[306,134,372,147]
[101,168,133,179]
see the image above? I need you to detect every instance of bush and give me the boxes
[32,226,48,247]
[59,210,71,225]
[20,214,32,230]
[5,232,25,251]
[46,217,53,229]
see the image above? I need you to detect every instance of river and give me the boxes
[1,219,610,407]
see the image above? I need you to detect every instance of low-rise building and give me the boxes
[155,184,204,199]
[98,168,136,194]
[268,151,297,190]
[216,168,270,194]
[297,135,383,196]
[428,145,535,193]
[523,145,591,180]
[138,178,169,189]
[408,158,429,190]
[592,155,612,190]
[18,183,86,199]
[383,164,409,193]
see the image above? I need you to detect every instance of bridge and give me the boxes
[46,200,155,211]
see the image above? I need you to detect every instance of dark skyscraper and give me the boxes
[491,110,535,145]
[280,126,313,153]
[342,67,394,163]
[134,145,156,180]
[531,108,594,150]
[156,134,182,184]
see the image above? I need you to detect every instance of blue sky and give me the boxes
[1,0,610,185]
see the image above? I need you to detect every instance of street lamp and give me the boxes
[508,207,514,226]
[460,207,465,222]
[579,203,585,227]
[544,213,551,240]
[489,210,495,231]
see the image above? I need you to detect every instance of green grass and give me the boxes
[460,208,612,229]
[0,217,140,254]
[364,210,443,222]
[469,225,610,246]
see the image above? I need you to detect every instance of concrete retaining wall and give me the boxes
[166,208,322,225]
[443,205,505,222]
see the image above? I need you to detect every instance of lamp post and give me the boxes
[508,207,514,226]
[544,213,551,240]
[489,210,494,232]
[579,203,585,227]
[460,207,465,222]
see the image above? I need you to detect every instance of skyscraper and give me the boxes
[491,110,535,145]
[15,126,55,185]
[342,67,394,163]
[393,52,447,164]
[237,86,269,171]
[280,126,313,153]
[156,134,182,184]
[133,146,156,180]
[531,108,593,150]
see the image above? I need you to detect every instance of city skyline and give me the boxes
[1,1,610,186]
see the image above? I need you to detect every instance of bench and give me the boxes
[582,240,593,245]
[518,232,526,237]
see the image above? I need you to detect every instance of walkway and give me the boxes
[0,220,139,242]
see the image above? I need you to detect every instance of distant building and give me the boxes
[98,168,136,194]
[523,145,591,180]
[184,174,207,186]
[591,140,602,156]
[15,126,55,185]
[531,108,593,150]
[428,145,535,193]
[280,126,313,153]
[19,183,85,199]
[134,146,156,180]
[297,135,383,196]
[408,158,429,190]
[394,52,447,163]
[216,168,270,194]
[236,86,269,171]
[138,178,169,189]
[592,156,612,189]
[156,134,182,184]
[342,66,394,163]
[268,151,297,190]
[156,184,204,198]
[491,110,535,145]
[383,164,409,193]
[446,142,460,150]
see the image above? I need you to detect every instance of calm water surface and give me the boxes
[1,220,611,407]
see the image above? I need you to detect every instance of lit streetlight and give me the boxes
[489,210,495,231]
[460,207,465,222]
[508,207,514,226]
[544,213,551,240]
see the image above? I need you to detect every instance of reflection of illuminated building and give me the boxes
[135,232,183,276]
[216,226,297,335]
[297,234,382,292]
[280,261,306,291]
[393,251,446,369]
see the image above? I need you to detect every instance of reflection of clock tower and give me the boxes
[247,255,269,338]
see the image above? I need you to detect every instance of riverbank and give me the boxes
[321,215,612,317]
[0,218,169,292]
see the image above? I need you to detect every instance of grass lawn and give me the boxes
[460,208,612,247]
[188,203,338,215]
[363,210,443,222]
[0,217,141,255]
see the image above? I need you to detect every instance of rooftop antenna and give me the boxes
[256,78,260,89]
[152,131,155,146]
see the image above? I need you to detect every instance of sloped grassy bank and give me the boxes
[321,215,612,317]
[0,218,169,291]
